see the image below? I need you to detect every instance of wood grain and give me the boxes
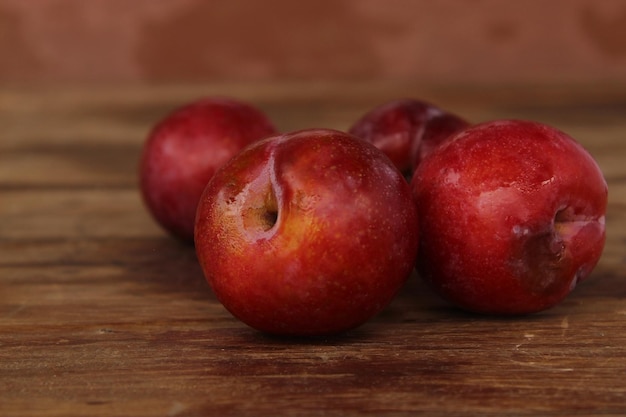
[1,82,626,416]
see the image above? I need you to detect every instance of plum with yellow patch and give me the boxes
[194,128,419,336]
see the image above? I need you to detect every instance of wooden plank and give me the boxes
[0,189,161,240]
[1,268,625,416]
[0,145,140,188]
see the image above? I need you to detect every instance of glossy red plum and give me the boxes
[411,120,607,315]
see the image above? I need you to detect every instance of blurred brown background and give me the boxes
[1,0,625,87]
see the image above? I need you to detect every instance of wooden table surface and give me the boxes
[1,82,625,416]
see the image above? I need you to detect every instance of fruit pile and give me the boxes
[139,97,608,337]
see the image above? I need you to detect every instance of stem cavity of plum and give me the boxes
[553,205,601,241]
[261,188,279,231]
[237,152,282,238]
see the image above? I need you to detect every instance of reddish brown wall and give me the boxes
[1,0,626,86]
